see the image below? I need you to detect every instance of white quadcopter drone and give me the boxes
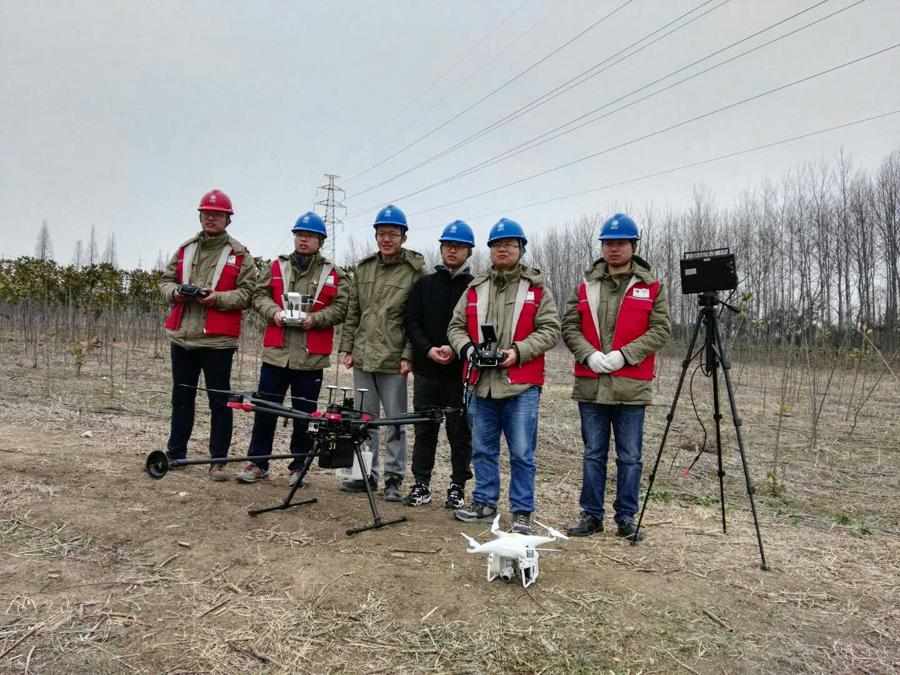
[461,515,568,588]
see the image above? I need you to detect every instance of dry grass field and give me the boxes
[0,331,898,674]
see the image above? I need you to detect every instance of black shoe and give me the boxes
[454,502,497,522]
[165,451,187,470]
[403,482,432,506]
[341,477,377,493]
[616,521,644,542]
[444,482,465,510]
[511,512,533,535]
[383,478,403,502]
[566,513,604,537]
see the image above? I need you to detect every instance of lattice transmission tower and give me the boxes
[315,174,347,263]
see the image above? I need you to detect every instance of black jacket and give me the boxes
[405,265,474,380]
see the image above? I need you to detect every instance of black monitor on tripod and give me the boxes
[634,248,768,570]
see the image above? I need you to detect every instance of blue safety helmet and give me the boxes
[373,204,408,231]
[292,211,328,238]
[487,217,527,246]
[598,213,640,240]
[439,220,475,247]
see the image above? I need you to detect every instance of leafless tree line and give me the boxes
[528,148,900,350]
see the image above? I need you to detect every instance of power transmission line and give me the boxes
[386,0,531,122]
[453,108,900,222]
[385,0,853,206]
[350,0,728,200]
[345,0,635,184]
[410,41,900,216]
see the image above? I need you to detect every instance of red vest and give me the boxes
[465,284,545,386]
[262,259,340,355]
[574,279,659,381]
[164,244,244,337]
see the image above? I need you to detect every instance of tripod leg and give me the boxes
[712,316,769,570]
[633,310,705,543]
[708,352,728,534]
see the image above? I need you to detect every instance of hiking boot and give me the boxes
[403,482,432,507]
[567,513,604,537]
[234,462,268,484]
[341,477,377,493]
[444,482,465,510]
[454,502,497,522]
[616,520,644,542]
[511,512,533,535]
[383,478,403,502]
[288,471,304,488]
[208,464,230,482]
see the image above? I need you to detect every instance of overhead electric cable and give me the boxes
[460,108,900,220]
[350,0,729,199]
[409,42,900,216]
[344,0,635,184]
[385,0,861,205]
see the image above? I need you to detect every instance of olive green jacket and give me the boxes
[447,264,561,400]
[339,248,425,373]
[253,252,350,371]
[562,256,670,404]
[159,231,257,349]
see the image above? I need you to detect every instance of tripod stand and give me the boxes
[633,291,768,570]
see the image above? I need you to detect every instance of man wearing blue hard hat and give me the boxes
[447,218,561,535]
[402,220,475,509]
[339,204,425,501]
[561,213,670,540]
[236,211,349,486]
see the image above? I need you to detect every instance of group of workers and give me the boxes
[159,189,670,538]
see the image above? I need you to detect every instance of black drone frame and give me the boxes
[145,386,446,536]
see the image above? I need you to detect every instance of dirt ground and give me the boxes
[0,332,898,674]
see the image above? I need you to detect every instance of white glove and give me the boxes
[601,350,626,372]
[586,351,606,374]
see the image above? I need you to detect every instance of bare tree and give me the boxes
[34,220,53,261]
[102,232,118,268]
[87,225,99,266]
[72,239,84,268]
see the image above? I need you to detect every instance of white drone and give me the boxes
[461,515,569,588]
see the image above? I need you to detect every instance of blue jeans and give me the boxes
[578,402,645,525]
[468,387,540,514]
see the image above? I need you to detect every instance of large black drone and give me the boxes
[144,386,446,536]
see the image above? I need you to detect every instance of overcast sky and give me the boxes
[2,0,899,268]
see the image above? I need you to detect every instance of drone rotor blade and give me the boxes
[534,520,569,540]
[460,533,480,550]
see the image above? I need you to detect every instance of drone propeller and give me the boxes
[460,533,480,551]
[534,520,569,540]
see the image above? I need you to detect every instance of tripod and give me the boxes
[633,291,768,570]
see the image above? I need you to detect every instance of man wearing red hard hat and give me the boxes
[159,189,258,480]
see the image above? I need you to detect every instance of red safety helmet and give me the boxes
[197,189,234,214]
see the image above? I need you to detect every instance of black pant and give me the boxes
[167,344,236,462]
[247,363,323,471]
[411,373,472,486]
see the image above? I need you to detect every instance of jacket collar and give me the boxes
[586,255,656,284]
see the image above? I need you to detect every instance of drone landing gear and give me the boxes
[487,551,539,588]
[345,446,406,536]
[248,449,318,517]
[247,446,407,536]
